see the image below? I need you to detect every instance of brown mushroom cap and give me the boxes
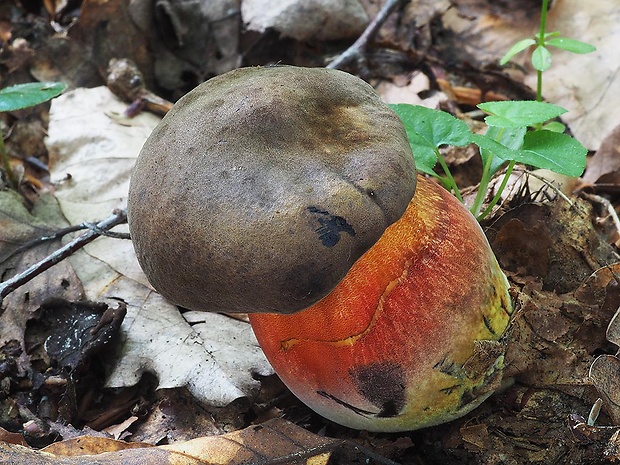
[128,65,416,314]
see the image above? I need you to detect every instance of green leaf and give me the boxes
[389,104,471,175]
[546,37,596,54]
[478,100,567,128]
[500,38,536,65]
[542,31,561,39]
[542,121,566,133]
[516,130,587,177]
[0,82,67,112]
[532,45,552,71]
[471,126,526,176]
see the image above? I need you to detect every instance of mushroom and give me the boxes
[128,66,417,314]
[249,175,513,432]
[128,65,513,432]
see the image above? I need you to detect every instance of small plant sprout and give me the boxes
[390,102,587,219]
[390,0,594,220]
[500,0,596,103]
[0,81,67,189]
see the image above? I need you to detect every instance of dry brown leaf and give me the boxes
[583,123,620,184]
[0,191,83,368]
[0,419,337,465]
[590,354,620,424]
[0,426,28,446]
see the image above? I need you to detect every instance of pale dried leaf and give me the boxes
[45,86,273,407]
[0,419,337,464]
[377,71,447,108]
[583,123,620,183]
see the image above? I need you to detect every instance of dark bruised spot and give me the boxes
[483,315,497,336]
[439,384,461,395]
[433,357,461,378]
[307,206,355,247]
[349,361,406,418]
[317,391,377,417]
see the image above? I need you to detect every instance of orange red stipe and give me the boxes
[249,175,513,432]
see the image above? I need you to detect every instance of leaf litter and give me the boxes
[2,0,620,463]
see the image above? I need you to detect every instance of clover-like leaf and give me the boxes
[516,130,587,177]
[390,104,471,175]
[478,101,567,128]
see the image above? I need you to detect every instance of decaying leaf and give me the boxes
[590,355,620,425]
[488,199,619,294]
[0,418,338,464]
[241,0,368,41]
[583,123,620,184]
[0,191,83,367]
[45,86,273,407]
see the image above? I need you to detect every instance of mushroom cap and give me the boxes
[128,66,416,314]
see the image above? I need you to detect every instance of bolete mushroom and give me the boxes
[249,175,513,432]
[128,65,417,314]
[129,65,513,432]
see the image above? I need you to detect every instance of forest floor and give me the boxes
[1,0,620,464]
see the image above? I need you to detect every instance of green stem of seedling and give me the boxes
[536,0,550,103]
[0,132,17,190]
[435,147,464,203]
[477,160,516,221]
[470,151,495,218]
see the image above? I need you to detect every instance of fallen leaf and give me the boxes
[0,418,338,464]
[0,191,83,371]
[241,0,368,41]
[590,354,620,424]
[45,86,273,407]
[583,123,620,184]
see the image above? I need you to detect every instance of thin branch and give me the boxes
[2,221,129,264]
[326,0,407,70]
[0,208,128,300]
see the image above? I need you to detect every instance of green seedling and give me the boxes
[390,102,587,219]
[0,81,67,188]
[500,0,595,103]
[391,0,594,220]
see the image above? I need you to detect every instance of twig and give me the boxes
[326,0,407,70]
[581,192,620,240]
[3,221,129,264]
[0,208,128,300]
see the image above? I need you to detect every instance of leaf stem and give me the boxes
[536,0,550,103]
[477,161,516,221]
[435,147,463,202]
[470,150,495,218]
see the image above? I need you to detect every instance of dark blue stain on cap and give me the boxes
[307,206,356,247]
